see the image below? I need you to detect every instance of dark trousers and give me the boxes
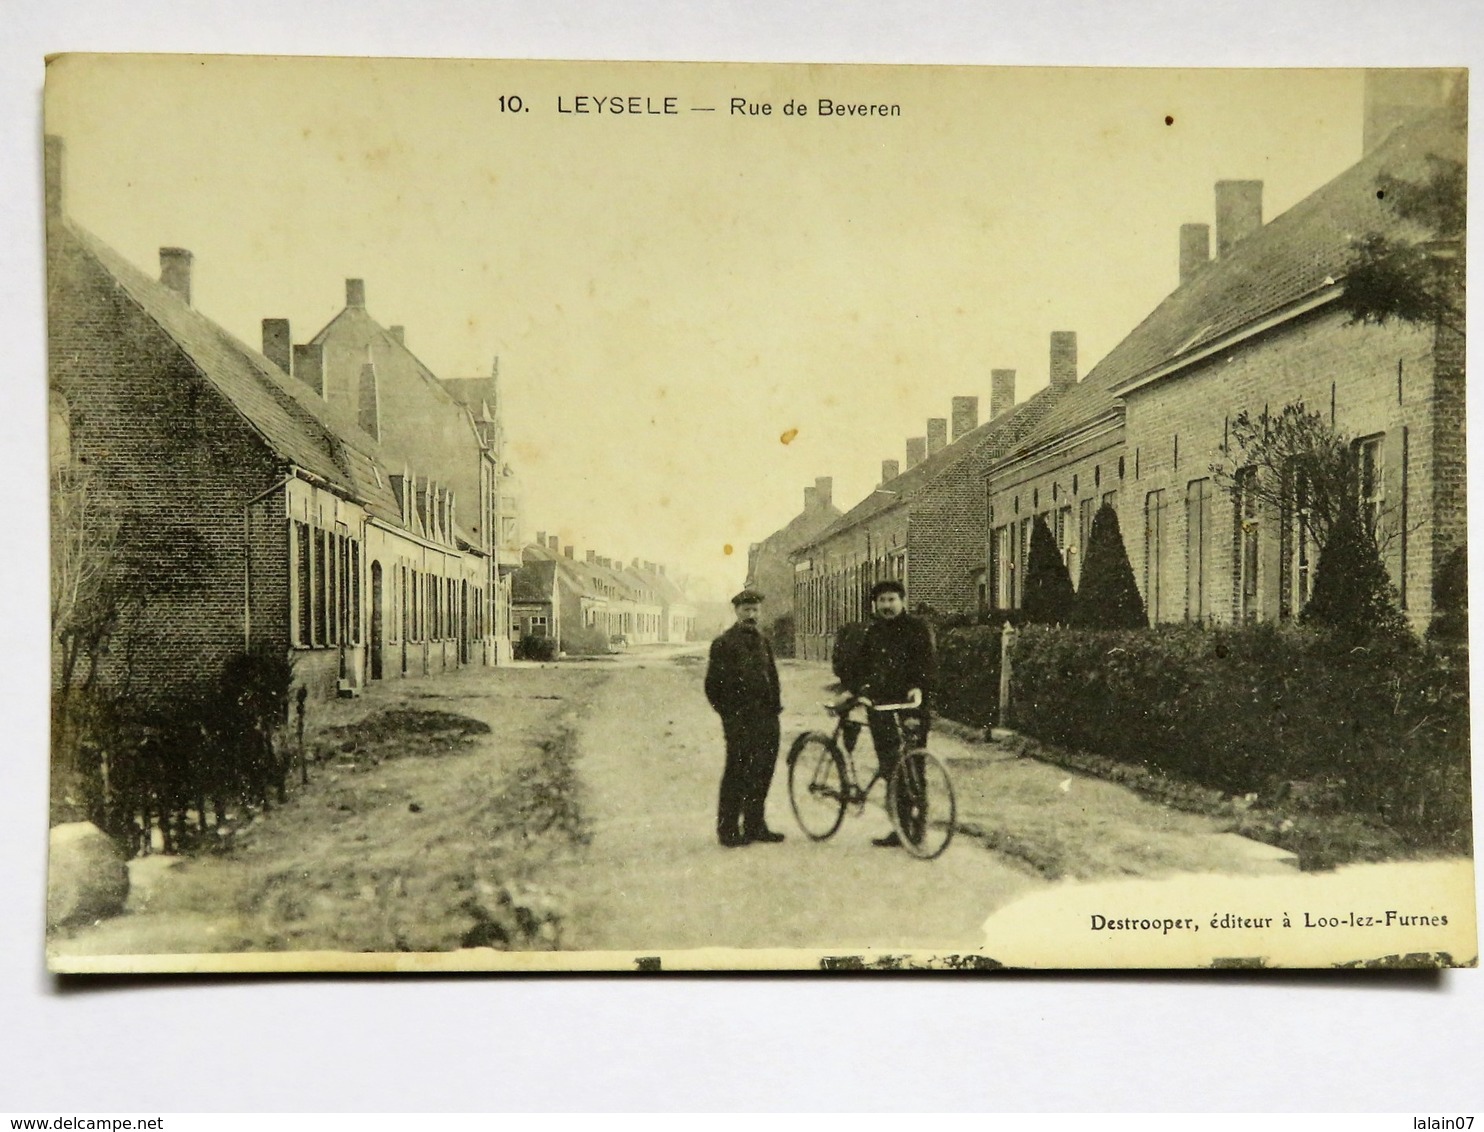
[868,710,930,837]
[717,710,781,839]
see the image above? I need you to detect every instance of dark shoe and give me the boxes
[719,832,749,848]
[871,832,903,848]
[747,828,785,844]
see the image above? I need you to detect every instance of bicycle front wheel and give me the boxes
[887,748,957,859]
[787,732,848,841]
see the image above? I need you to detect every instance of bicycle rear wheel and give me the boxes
[887,748,956,859]
[787,732,848,841]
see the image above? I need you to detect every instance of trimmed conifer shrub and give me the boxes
[1071,503,1147,629]
[1021,515,1076,624]
[1301,495,1412,646]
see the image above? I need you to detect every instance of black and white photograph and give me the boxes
[40,55,1475,972]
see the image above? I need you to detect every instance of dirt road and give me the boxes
[555,650,1044,954]
[51,645,1288,963]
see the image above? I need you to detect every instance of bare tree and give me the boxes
[1210,402,1355,553]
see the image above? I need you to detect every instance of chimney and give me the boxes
[159,248,193,305]
[358,363,380,440]
[548,534,560,551]
[44,135,64,223]
[951,396,979,441]
[388,325,405,346]
[586,549,596,563]
[1179,223,1211,287]
[1049,332,1077,391]
[906,437,927,468]
[564,545,575,559]
[292,344,323,395]
[881,459,900,484]
[1214,181,1263,258]
[927,418,948,455]
[346,278,366,309]
[804,485,818,512]
[261,319,292,373]
[814,476,833,509]
[658,565,666,576]
[535,530,547,547]
[991,369,1016,419]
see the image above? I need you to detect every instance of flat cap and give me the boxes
[731,589,766,606]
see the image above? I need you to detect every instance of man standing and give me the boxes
[704,589,786,847]
[840,579,936,848]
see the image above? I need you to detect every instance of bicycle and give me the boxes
[785,697,957,859]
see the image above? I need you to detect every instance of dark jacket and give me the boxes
[848,613,936,707]
[705,622,783,717]
[831,620,869,687]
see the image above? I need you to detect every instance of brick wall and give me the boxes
[984,419,1126,603]
[792,391,1059,658]
[1121,306,1441,629]
[50,227,289,705]
[1428,318,1467,587]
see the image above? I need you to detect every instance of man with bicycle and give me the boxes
[838,579,936,848]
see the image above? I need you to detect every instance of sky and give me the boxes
[45,57,1368,598]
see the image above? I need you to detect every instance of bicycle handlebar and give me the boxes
[818,699,920,714]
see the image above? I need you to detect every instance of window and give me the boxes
[312,529,328,645]
[1238,466,1260,622]
[411,569,421,641]
[293,521,312,645]
[1145,490,1165,622]
[1077,497,1096,586]
[529,614,548,638]
[350,541,361,644]
[1356,434,1385,537]
[991,525,1011,607]
[1018,517,1033,606]
[1185,478,1210,621]
[400,566,410,643]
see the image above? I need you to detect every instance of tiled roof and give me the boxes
[795,384,1060,553]
[1001,106,1464,460]
[511,558,557,604]
[69,223,409,527]
[624,564,694,608]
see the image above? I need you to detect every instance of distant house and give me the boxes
[624,560,697,643]
[46,137,502,703]
[511,558,558,643]
[512,539,699,650]
[745,478,841,655]
[790,346,1067,661]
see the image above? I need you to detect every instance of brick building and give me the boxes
[514,539,691,648]
[790,346,1067,660]
[275,282,520,663]
[983,74,1465,632]
[982,332,1118,606]
[744,477,841,654]
[47,137,497,703]
[625,560,698,643]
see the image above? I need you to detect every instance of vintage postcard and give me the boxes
[42,55,1475,972]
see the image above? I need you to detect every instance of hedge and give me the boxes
[937,620,1470,849]
[516,634,559,662]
